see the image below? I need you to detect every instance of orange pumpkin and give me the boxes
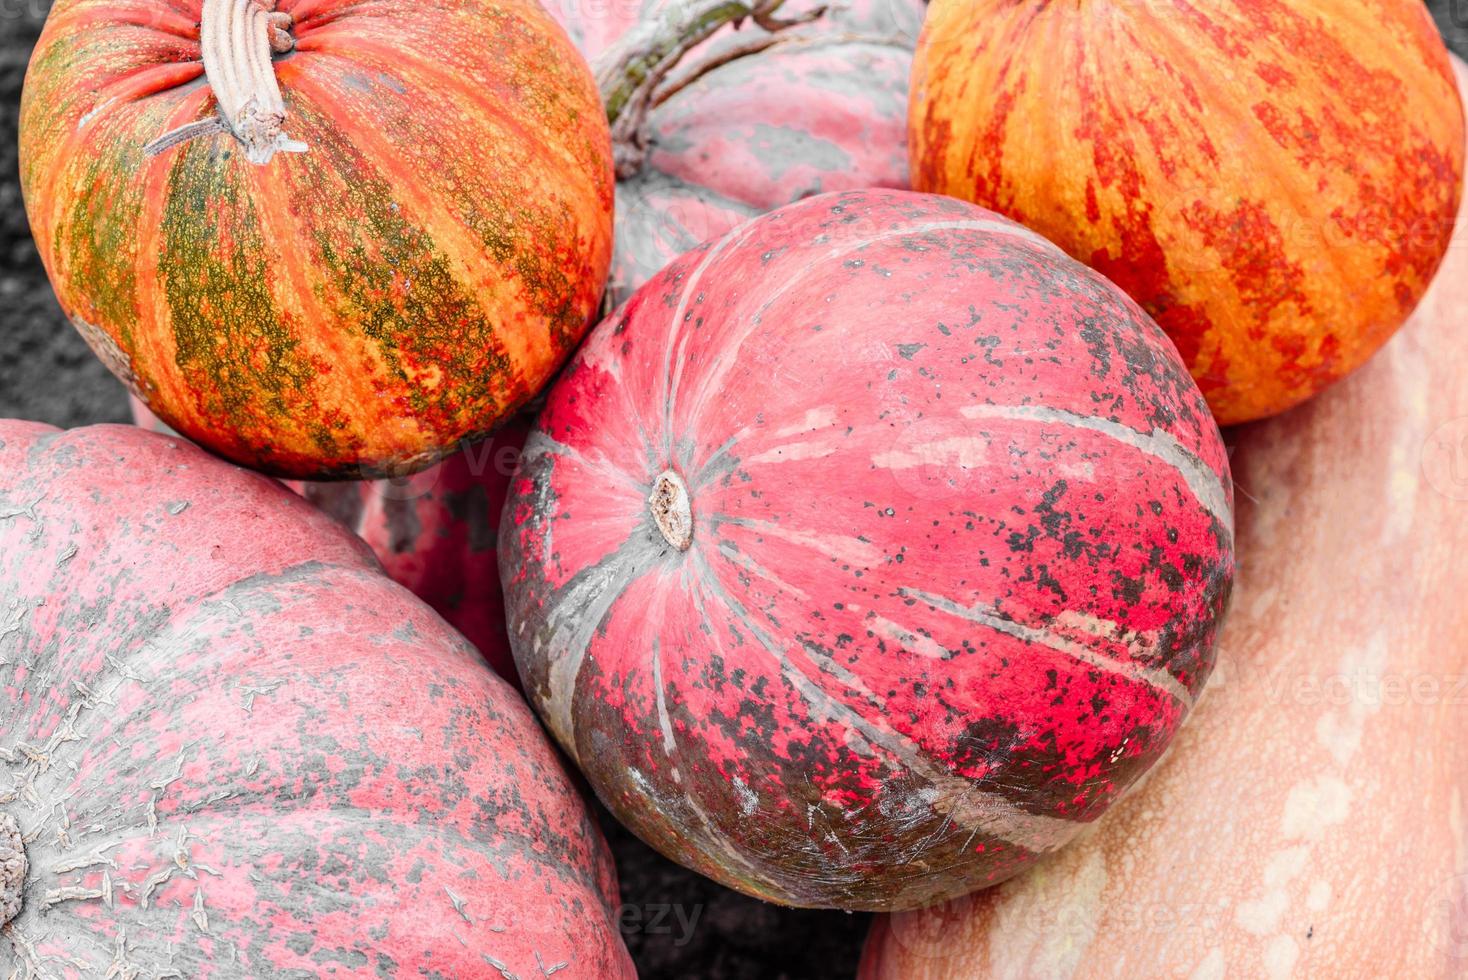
[909,0,1464,424]
[20,0,613,478]
[860,55,1468,979]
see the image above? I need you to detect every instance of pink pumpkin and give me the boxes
[500,190,1236,911]
[0,421,633,977]
[543,0,924,307]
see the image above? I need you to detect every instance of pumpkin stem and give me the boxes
[654,28,907,109]
[0,813,24,928]
[650,470,694,551]
[144,0,307,164]
[596,0,828,180]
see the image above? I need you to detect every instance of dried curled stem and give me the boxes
[145,0,306,163]
[653,28,908,110]
[596,0,828,179]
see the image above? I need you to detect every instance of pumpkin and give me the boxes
[0,421,634,977]
[575,0,924,308]
[909,0,1465,424]
[19,0,614,478]
[859,55,1468,979]
[287,419,532,681]
[499,189,1235,911]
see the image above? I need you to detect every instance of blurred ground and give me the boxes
[2,5,1464,978]
[1436,0,1468,55]
[1,10,132,425]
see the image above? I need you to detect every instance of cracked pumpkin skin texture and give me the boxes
[499,190,1235,911]
[910,0,1464,424]
[131,384,532,683]
[860,56,1468,978]
[19,0,613,478]
[0,423,633,977]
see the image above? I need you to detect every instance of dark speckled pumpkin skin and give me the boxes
[0,422,633,977]
[20,0,613,478]
[500,190,1235,911]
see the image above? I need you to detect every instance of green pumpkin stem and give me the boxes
[144,0,306,164]
[596,0,828,180]
[654,28,910,110]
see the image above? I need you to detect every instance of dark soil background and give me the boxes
[2,5,1465,978]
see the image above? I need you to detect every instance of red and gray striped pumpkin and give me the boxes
[21,0,613,478]
[500,190,1236,911]
[0,422,633,976]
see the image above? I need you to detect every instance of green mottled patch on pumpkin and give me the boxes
[459,8,609,351]
[64,146,142,353]
[471,195,587,354]
[159,143,333,456]
[285,99,517,431]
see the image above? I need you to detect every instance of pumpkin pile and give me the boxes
[6,0,1464,973]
